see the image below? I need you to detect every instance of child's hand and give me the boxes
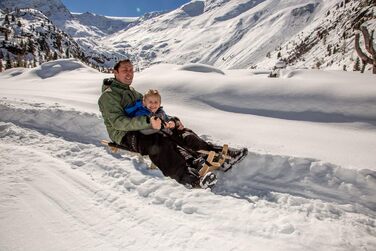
[166,121,176,129]
[150,116,162,130]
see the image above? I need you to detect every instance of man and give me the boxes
[98,59,216,188]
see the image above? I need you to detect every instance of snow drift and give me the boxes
[0,59,375,250]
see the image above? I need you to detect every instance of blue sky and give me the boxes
[60,0,192,17]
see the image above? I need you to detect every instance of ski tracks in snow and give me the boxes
[0,98,376,250]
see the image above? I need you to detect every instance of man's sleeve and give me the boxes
[99,93,152,131]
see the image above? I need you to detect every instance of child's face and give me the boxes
[144,96,161,113]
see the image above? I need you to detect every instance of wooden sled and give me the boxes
[101,140,229,175]
[101,140,158,169]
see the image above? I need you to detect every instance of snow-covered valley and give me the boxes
[1,0,375,71]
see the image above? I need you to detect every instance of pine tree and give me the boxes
[4,15,10,25]
[342,39,347,55]
[316,61,322,69]
[0,60,3,72]
[353,57,361,71]
[277,51,281,58]
[46,51,52,61]
[27,38,35,54]
[5,54,12,69]
[20,40,25,50]
[16,54,23,67]
[65,48,70,58]
[56,34,62,52]
[327,45,332,56]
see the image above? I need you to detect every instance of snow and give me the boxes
[100,0,346,69]
[0,0,73,25]
[2,0,374,72]
[0,58,376,250]
[181,1,205,17]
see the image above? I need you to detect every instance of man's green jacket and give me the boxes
[98,78,152,144]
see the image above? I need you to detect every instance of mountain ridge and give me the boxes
[0,0,375,72]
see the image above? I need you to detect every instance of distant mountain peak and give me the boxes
[181,1,205,17]
[0,0,73,24]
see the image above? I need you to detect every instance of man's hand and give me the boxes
[150,116,162,130]
[176,120,184,130]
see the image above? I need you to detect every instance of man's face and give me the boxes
[143,96,161,113]
[114,62,134,85]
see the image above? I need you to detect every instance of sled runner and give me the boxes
[101,140,158,169]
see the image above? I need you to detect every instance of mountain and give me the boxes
[0,0,72,25]
[0,8,112,71]
[0,0,375,71]
[0,0,132,44]
[0,0,169,69]
[101,0,376,71]
[72,12,136,35]
[257,0,376,71]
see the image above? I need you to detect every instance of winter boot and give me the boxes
[199,171,217,189]
[221,147,248,171]
[179,166,201,188]
[191,156,206,170]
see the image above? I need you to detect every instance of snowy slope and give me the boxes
[100,0,375,70]
[0,59,375,250]
[0,8,88,68]
[0,0,97,36]
[0,0,73,24]
[1,0,374,71]
[72,12,135,35]
[0,0,128,61]
[103,0,330,69]
[257,0,376,71]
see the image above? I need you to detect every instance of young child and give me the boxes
[123,88,247,188]
[143,89,183,130]
[124,89,183,135]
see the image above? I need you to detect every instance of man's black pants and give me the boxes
[120,129,215,186]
